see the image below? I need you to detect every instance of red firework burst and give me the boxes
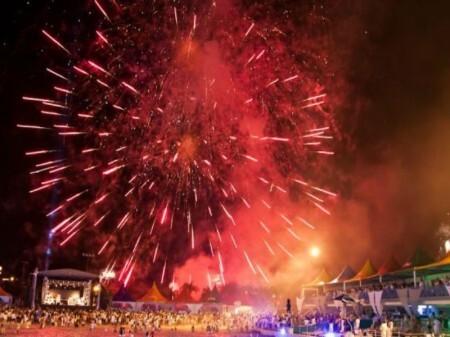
[19,0,337,287]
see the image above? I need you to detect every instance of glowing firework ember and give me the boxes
[20,0,337,287]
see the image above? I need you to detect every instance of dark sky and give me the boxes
[0,0,449,281]
[325,0,450,272]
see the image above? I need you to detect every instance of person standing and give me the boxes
[387,319,393,337]
[354,316,361,335]
[380,319,388,337]
[433,316,441,337]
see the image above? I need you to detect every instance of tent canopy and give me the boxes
[402,248,435,269]
[376,255,401,276]
[300,248,447,289]
[174,286,195,303]
[334,294,356,303]
[346,259,377,282]
[330,265,356,284]
[138,283,168,302]
[200,286,222,303]
[0,286,12,297]
[112,285,134,302]
[415,253,450,273]
[360,255,403,282]
[37,269,98,280]
[304,268,332,286]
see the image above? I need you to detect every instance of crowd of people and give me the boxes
[304,279,450,307]
[0,305,257,336]
[1,302,449,336]
[254,308,448,336]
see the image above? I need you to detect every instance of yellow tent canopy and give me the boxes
[346,258,377,282]
[138,282,168,302]
[304,268,332,286]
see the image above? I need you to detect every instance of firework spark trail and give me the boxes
[20,0,338,286]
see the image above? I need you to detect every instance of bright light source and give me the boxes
[310,246,320,257]
[280,328,286,335]
[101,270,116,279]
[169,280,179,292]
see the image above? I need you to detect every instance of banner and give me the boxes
[313,297,321,313]
[296,297,304,314]
[334,300,344,308]
[318,295,327,314]
[354,302,361,316]
[408,288,422,316]
[187,303,202,313]
[445,285,450,297]
[375,290,383,317]
[368,291,378,315]
[396,288,411,316]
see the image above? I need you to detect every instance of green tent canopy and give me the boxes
[402,248,435,269]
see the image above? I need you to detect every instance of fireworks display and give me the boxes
[19,0,337,287]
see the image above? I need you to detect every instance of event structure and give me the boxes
[299,248,450,316]
[29,268,100,309]
[111,283,225,313]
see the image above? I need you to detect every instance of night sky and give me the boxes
[0,0,449,288]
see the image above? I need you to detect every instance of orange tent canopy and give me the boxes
[138,283,168,302]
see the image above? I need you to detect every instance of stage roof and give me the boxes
[37,268,99,280]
